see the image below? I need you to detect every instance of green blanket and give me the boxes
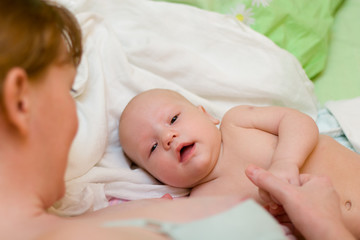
[313,0,360,104]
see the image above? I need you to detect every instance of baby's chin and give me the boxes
[167,173,210,189]
[157,174,200,189]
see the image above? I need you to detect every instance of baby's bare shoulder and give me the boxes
[221,105,259,128]
[223,105,254,121]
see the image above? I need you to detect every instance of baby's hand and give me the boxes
[268,161,300,186]
[260,162,300,209]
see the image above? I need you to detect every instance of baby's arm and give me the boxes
[224,105,319,185]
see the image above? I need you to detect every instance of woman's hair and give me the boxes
[0,0,82,82]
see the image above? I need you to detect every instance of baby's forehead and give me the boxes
[137,90,182,102]
[122,90,194,126]
[121,95,164,123]
[131,91,186,110]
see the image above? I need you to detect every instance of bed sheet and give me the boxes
[153,0,344,80]
[50,0,318,216]
[155,0,360,105]
[325,98,360,153]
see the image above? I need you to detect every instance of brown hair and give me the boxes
[0,0,82,82]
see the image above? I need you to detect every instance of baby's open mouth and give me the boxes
[180,143,195,163]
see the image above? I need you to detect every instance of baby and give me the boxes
[119,88,360,237]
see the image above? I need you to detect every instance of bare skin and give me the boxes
[35,196,245,240]
[301,136,360,237]
[246,165,356,240]
[193,110,360,238]
[119,89,360,237]
[196,130,360,237]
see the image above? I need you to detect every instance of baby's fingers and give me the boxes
[258,188,272,203]
[298,174,314,185]
[269,204,285,216]
[245,164,293,204]
[259,188,280,211]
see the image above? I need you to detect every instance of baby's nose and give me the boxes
[162,130,178,149]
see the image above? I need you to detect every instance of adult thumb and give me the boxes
[245,164,291,203]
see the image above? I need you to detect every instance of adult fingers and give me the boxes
[245,164,293,203]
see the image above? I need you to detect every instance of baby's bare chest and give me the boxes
[192,127,279,202]
[192,128,277,201]
[221,126,278,169]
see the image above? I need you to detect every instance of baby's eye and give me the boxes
[170,115,178,124]
[151,143,158,153]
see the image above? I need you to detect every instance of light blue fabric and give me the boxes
[103,199,287,240]
[316,108,356,152]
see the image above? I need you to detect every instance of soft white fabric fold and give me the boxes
[326,97,360,153]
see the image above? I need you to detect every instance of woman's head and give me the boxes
[0,0,83,206]
[0,0,82,96]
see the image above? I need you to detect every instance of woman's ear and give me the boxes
[2,67,30,135]
[197,105,220,125]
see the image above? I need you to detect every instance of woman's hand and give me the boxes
[245,164,355,240]
[263,161,300,210]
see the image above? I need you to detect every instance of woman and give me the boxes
[0,0,354,239]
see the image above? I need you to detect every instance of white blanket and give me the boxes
[50,0,319,216]
[326,97,360,153]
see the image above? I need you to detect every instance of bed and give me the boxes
[50,0,360,220]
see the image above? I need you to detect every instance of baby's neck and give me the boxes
[190,143,225,196]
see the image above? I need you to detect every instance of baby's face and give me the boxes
[119,90,221,188]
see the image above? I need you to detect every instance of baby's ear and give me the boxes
[197,105,220,125]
